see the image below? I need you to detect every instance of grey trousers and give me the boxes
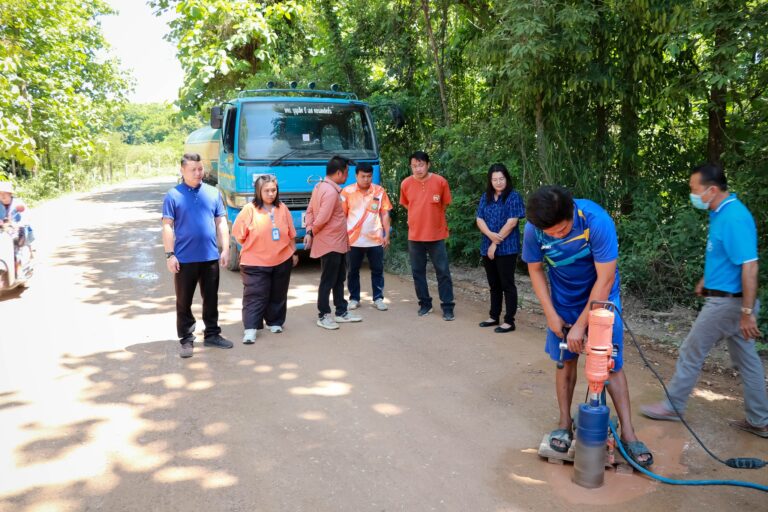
[664,297,768,426]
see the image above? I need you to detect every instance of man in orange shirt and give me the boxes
[341,162,393,311]
[399,150,455,320]
[304,156,363,330]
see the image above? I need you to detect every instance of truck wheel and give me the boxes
[227,237,240,272]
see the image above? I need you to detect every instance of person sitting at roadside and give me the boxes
[0,181,33,245]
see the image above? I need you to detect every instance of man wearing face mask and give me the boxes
[641,163,767,439]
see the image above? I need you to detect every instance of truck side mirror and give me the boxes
[210,106,223,129]
[222,108,236,153]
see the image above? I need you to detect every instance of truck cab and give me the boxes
[209,85,381,269]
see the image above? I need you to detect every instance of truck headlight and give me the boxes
[225,193,251,209]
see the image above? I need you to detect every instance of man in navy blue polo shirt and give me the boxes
[522,185,653,466]
[642,163,767,438]
[162,153,233,358]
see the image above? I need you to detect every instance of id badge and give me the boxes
[272,228,280,241]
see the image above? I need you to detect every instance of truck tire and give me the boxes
[227,236,240,272]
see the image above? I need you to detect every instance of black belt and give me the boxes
[702,288,742,298]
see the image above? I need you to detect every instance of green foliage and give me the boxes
[0,0,130,171]
[115,103,202,145]
[149,0,306,111]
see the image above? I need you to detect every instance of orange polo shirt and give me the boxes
[399,173,451,241]
[232,202,296,267]
[341,183,393,247]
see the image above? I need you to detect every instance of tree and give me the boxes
[0,0,129,174]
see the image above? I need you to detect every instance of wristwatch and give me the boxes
[165,251,175,259]
[741,307,754,316]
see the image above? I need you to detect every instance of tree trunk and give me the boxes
[535,92,549,182]
[318,0,362,94]
[421,0,451,126]
[619,96,638,215]
[707,26,728,166]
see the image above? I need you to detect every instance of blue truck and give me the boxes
[186,83,382,270]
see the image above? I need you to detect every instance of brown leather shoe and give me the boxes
[640,402,682,422]
[729,419,768,438]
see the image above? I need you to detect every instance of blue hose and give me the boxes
[608,421,768,492]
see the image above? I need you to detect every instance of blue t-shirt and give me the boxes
[476,190,525,256]
[162,182,225,263]
[703,194,758,293]
[522,199,621,311]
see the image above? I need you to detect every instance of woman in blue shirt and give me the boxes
[475,163,525,333]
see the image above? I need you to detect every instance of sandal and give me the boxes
[549,428,573,453]
[729,419,768,439]
[622,439,654,468]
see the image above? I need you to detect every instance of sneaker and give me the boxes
[335,311,362,323]
[374,298,388,311]
[203,334,234,349]
[417,305,433,316]
[179,341,193,358]
[317,314,339,330]
[348,299,360,310]
[267,325,283,334]
[243,329,257,344]
[442,310,455,321]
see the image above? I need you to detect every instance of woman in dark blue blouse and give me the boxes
[476,163,525,333]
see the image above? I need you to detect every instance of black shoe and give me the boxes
[479,320,499,328]
[442,310,455,321]
[418,305,433,316]
[203,334,234,349]
[494,323,515,333]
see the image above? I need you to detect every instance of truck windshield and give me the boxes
[238,101,377,161]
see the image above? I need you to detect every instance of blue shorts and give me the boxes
[545,307,624,372]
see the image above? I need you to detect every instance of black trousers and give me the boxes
[240,257,293,330]
[482,253,518,325]
[318,251,348,317]
[174,260,221,343]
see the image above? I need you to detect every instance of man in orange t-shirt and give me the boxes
[399,150,455,320]
[341,162,392,311]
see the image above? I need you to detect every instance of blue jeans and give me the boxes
[347,245,385,301]
[408,240,454,312]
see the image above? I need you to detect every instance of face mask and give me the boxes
[689,189,711,210]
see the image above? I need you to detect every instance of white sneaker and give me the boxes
[335,311,362,323]
[317,314,339,330]
[243,329,257,344]
[348,299,360,310]
[268,325,283,334]
[374,298,388,311]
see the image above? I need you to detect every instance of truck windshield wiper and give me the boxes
[268,150,328,167]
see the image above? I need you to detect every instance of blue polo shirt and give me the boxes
[522,199,621,311]
[703,193,758,293]
[162,182,225,263]
[476,190,525,256]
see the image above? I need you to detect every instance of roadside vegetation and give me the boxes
[1,0,766,345]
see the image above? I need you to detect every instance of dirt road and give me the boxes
[1,177,766,511]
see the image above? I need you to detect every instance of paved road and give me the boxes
[0,177,766,511]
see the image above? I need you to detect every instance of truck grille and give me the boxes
[280,193,311,209]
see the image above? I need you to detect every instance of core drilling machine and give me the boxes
[571,301,617,489]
